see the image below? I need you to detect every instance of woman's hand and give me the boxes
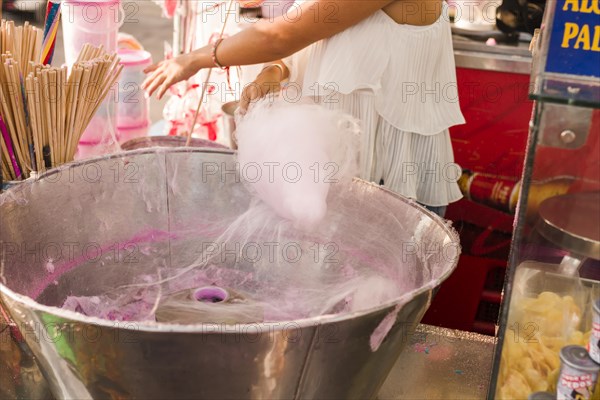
[239,64,288,113]
[142,51,205,100]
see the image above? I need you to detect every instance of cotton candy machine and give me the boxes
[0,148,460,400]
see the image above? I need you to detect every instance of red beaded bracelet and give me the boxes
[211,38,228,70]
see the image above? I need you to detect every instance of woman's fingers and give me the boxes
[142,59,189,98]
[143,62,160,74]
[145,73,167,98]
[239,91,250,113]
[239,85,256,112]
[240,83,268,112]
[141,66,164,91]
[144,60,281,104]
[248,86,264,108]
[157,75,174,100]
[261,82,278,97]
[143,64,170,95]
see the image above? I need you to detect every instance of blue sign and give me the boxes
[545,0,600,78]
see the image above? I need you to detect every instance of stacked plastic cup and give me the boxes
[61,0,123,158]
[116,49,152,143]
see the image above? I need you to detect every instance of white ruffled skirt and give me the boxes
[319,91,463,207]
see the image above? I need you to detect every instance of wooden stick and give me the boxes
[25,76,41,172]
[1,159,14,182]
[20,23,26,69]
[0,85,25,170]
[54,68,60,165]
[25,29,33,76]
[14,25,21,65]
[48,69,58,167]
[71,65,91,153]
[0,71,27,177]
[65,66,82,158]
[86,61,102,110]
[0,40,123,169]
[7,63,30,169]
[63,65,76,161]
[1,20,5,54]
[1,157,13,181]
[25,76,37,172]
[34,28,42,66]
[76,44,92,64]
[7,63,25,142]
[6,21,14,56]
[35,76,46,172]
[59,67,66,164]
[84,60,109,122]
[0,133,16,180]
[81,64,122,138]
[71,62,122,159]
[42,69,55,169]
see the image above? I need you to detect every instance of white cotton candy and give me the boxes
[236,100,360,231]
[350,275,401,312]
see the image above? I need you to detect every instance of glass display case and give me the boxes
[489,1,600,398]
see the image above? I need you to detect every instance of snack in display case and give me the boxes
[494,261,600,398]
[495,271,593,398]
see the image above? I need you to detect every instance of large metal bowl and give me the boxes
[0,148,460,400]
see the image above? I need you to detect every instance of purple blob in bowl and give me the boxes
[194,287,228,303]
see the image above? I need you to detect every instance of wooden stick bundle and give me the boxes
[0,39,122,181]
[0,19,43,77]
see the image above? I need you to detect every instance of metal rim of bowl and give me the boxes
[0,147,461,333]
[120,136,229,151]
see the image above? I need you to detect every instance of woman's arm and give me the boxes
[215,0,394,65]
[143,0,393,99]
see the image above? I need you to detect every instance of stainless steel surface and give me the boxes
[222,101,239,150]
[1,180,21,191]
[1,322,496,400]
[452,36,533,57]
[0,149,460,400]
[378,324,495,400]
[537,192,600,260]
[537,103,592,149]
[1,175,37,192]
[449,0,497,32]
[0,299,53,400]
[120,135,228,151]
[452,36,532,74]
